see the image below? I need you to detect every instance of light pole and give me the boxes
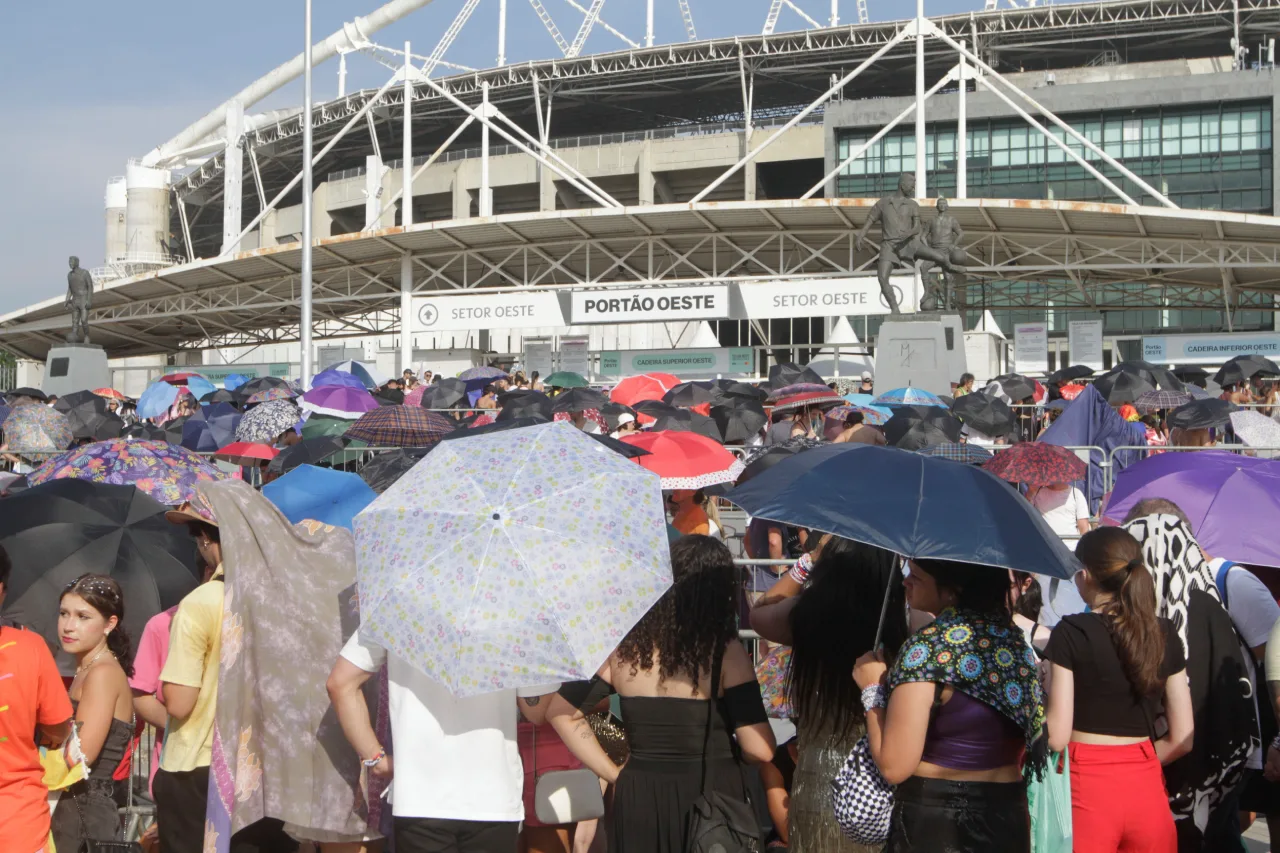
[300,0,315,380]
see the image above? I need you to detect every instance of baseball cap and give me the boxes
[617,413,636,426]
[860,371,873,381]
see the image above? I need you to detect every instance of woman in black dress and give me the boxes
[547,535,776,853]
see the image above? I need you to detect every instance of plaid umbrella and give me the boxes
[1134,389,1192,413]
[235,399,301,444]
[27,439,225,505]
[982,442,1087,486]
[345,406,455,447]
[4,404,74,454]
[919,442,994,465]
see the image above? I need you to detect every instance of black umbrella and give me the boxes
[768,363,825,390]
[52,391,125,442]
[592,433,651,458]
[443,417,545,439]
[1113,361,1185,392]
[600,402,637,430]
[663,381,718,408]
[950,393,1016,438]
[422,378,470,411]
[199,389,240,407]
[358,447,433,494]
[121,423,167,441]
[497,392,553,422]
[268,435,349,473]
[633,399,681,420]
[1172,366,1210,384]
[719,382,769,403]
[736,437,825,485]
[883,406,964,450]
[710,402,768,444]
[7,387,49,404]
[1167,398,1240,430]
[1091,370,1156,404]
[0,479,201,655]
[1213,354,1280,388]
[373,389,405,406]
[650,409,722,442]
[235,376,292,404]
[1049,365,1095,383]
[551,387,609,413]
[991,374,1037,403]
[162,412,202,445]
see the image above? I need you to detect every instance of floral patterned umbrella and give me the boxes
[982,441,1087,486]
[353,421,672,696]
[458,366,509,382]
[243,385,297,406]
[3,403,74,455]
[235,399,301,444]
[27,439,225,505]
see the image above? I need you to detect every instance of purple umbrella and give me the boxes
[300,385,379,420]
[311,369,368,391]
[458,366,508,382]
[1103,450,1280,568]
[27,439,226,506]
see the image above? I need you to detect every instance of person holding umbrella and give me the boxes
[50,574,137,853]
[853,558,1047,852]
[0,543,74,853]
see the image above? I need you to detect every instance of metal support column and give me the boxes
[957,40,967,200]
[480,82,493,216]
[915,0,927,198]
[403,41,413,229]
[300,0,315,381]
[401,253,414,375]
[646,0,655,47]
[497,0,507,65]
[221,100,244,255]
[831,0,839,26]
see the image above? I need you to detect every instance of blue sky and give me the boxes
[0,0,989,315]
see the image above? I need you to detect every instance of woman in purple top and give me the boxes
[855,559,1047,853]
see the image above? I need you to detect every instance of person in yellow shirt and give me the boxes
[669,490,711,537]
[155,496,224,853]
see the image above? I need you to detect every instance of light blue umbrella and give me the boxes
[224,374,249,391]
[185,376,216,402]
[137,381,180,420]
[841,393,893,421]
[871,386,946,408]
[263,464,376,530]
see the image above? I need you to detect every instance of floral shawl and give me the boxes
[200,479,380,852]
[888,607,1047,778]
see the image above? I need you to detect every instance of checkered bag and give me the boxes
[829,735,893,845]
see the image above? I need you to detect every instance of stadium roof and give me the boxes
[3,197,1278,361]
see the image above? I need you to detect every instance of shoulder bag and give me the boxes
[685,648,764,853]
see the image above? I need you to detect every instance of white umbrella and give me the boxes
[1231,410,1280,456]
[353,421,673,696]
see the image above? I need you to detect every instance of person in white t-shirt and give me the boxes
[328,630,560,853]
[1027,481,1090,540]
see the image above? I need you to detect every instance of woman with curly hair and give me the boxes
[547,535,775,853]
[51,573,137,853]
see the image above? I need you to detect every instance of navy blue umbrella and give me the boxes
[181,403,241,452]
[724,443,1079,578]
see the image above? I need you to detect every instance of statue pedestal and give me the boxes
[873,311,968,398]
[43,343,110,397]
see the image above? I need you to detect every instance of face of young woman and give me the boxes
[904,562,945,614]
[58,593,116,655]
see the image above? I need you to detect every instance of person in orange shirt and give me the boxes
[0,543,75,853]
[668,490,710,537]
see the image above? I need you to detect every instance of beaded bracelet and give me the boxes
[362,747,386,768]
[861,684,887,711]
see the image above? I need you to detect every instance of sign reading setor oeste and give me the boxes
[413,292,565,332]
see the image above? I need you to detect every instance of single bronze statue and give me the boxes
[917,196,968,311]
[854,174,968,313]
[66,256,94,344]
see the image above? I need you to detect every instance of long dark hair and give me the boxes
[61,574,134,678]
[1010,571,1043,622]
[614,535,737,695]
[1077,527,1165,697]
[913,558,1013,624]
[788,538,905,738]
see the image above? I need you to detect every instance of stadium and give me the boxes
[3,0,1280,389]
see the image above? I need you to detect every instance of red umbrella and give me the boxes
[159,372,206,385]
[214,442,280,466]
[609,373,681,407]
[982,442,1087,486]
[620,431,744,490]
[772,390,844,414]
[1059,383,1086,401]
[92,388,129,401]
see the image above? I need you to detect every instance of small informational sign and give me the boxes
[1067,318,1104,371]
[1143,332,1280,365]
[414,292,565,332]
[1013,322,1049,374]
[596,348,754,378]
[734,276,918,318]
[570,286,730,325]
[523,338,555,378]
[201,363,292,383]
[558,336,591,377]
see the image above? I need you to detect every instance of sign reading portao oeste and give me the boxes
[569,286,730,324]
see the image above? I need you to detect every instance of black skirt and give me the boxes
[610,755,751,853]
[887,776,1030,853]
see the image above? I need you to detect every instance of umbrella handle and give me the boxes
[872,558,901,652]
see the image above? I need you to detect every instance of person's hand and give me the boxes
[853,649,888,690]
[854,234,865,254]
[1265,746,1280,782]
[370,752,394,780]
[809,533,832,561]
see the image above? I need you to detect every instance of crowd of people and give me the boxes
[2,356,1280,853]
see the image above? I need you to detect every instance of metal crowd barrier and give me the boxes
[1104,443,1280,494]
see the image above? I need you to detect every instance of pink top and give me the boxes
[129,607,177,793]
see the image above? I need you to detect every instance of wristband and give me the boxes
[1271,734,1280,753]
[362,747,386,768]
[788,552,814,585]
[861,684,887,711]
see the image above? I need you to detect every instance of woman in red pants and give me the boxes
[1044,527,1195,851]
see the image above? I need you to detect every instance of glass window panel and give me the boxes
[1223,134,1241,152]
[993,127,1010,149]
[1181,115,1200,137]
[1124,119,1142,142]
[1242,111,1261,134]
[993,150,1010,167]
[1242,133,1260,150]
[1182,136,1201,155]
[1162,137,1180,156]
[1223,112,1241,134]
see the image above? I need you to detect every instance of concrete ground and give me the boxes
[1246,819,1271,852]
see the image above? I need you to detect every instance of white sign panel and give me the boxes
[1013,322,1049,374]
[523,339,554,377]
[1143,332,1280,365]
[734,276,918,319]
[414,292,565,333]
[559,336,591,377]
[1068,319,1104,371]
[570,286,729,325]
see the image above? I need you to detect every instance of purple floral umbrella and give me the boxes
[299,385,379,420]
[3,403,74,455]
[27,439,226,506]
[235,399,301,444]
[243,385,298,406]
